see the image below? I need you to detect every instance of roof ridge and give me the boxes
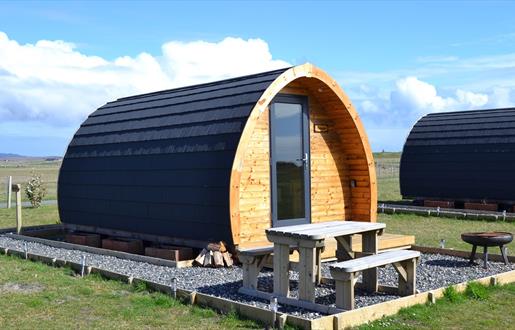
[113,66,291,103]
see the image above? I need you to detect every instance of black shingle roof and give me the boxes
[400,107,515,203]
[58,67,290,244]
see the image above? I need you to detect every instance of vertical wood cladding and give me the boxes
[237,77,373,247]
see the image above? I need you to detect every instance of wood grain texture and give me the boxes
[230,64,377,247]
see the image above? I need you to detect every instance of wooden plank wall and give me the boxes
[238,78,373,247]
[238,107,271,244]
[304,77,374,221]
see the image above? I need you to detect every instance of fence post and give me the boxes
[6,176,12,209]
[12,184,22,234]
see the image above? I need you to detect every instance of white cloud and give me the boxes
[161,37,288,86]
[391,76,488,114]
[360,100,381,113]
[353,76,493,150]
[0,32,290,127]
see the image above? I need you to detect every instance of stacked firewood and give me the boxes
[194,241,233,267]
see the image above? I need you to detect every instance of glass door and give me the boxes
[270,94,310,227]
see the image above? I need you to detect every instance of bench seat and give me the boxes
[330,250,421,273]
[330,250,421,310]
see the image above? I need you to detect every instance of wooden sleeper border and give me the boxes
[0,241,514,329]
[0,245,309,329]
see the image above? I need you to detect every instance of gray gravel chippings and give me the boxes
[0,235,512,319]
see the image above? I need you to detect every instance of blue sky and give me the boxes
[1,1,515,155]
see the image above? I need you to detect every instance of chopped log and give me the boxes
[219,242,227,253]
[213,251,224,267]
[194,242,233,267]
[194,248,208,265]
[207,242,227,252]
[203,251,212,267]
[222,251,234,267]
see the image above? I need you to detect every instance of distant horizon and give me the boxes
[0,150,402,158]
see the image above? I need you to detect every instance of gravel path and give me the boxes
[0,235,512,319]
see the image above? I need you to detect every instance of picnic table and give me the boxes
[265,221,385,303]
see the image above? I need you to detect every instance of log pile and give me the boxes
[194,241,233,267]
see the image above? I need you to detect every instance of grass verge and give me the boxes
[380,212,515,250]
[357,282,515,330]
[0,253,263,329]
[0,204,60,229]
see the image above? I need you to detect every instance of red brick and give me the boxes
[423,200,454,208]
[145,245,194,261]
[65,233,101,247]
[102,238,144,255]
[464,202,498,212]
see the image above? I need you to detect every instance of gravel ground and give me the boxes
[0,235,513,319]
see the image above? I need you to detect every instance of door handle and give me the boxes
[296,153,308,164]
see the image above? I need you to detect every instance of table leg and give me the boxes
[362,231,378,292]
[298,246,316,302]
[336,236,354,261]
[273,243,290,297]
[315,247,322,285]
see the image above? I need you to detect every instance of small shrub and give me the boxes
[443,286,463,303]
[25,171,47,208]
[465,282,489,300]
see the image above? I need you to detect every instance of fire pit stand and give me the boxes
[461,232,513,269]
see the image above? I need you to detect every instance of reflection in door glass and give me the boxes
[272,103,305,220]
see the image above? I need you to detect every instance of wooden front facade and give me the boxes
[231,64,377,248]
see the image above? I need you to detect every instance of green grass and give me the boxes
[0,253,262,329]
[357,282,515,330]
[374,152,403,202]
[380,212,515,250]
[377,177,402,202]
[0,160,60,202]
[373,152,402,159]
[0,205,60,229]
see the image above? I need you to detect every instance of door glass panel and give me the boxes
[272,102,305,220]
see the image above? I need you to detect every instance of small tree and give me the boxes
[25,171,47,208]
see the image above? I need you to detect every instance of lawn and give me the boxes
[0,159,60,202]
[0,205,60,230]
[374,152,403,202]
[357,283,515,330]
[380,212,515,250]
[0,253,261,329]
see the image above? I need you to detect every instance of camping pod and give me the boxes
[58,63,377,249]
[400,107,515,208]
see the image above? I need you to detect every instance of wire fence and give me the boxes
[375,159,400,179]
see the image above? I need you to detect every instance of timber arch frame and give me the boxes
[229,63,377,246]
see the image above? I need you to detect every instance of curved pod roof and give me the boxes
[400,107,515,202]
[58,63,376,247]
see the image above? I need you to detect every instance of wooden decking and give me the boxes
[238,233,415,262]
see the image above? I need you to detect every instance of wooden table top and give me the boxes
[265,221,386,241]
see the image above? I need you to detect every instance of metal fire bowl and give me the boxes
[461,232,513,247]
